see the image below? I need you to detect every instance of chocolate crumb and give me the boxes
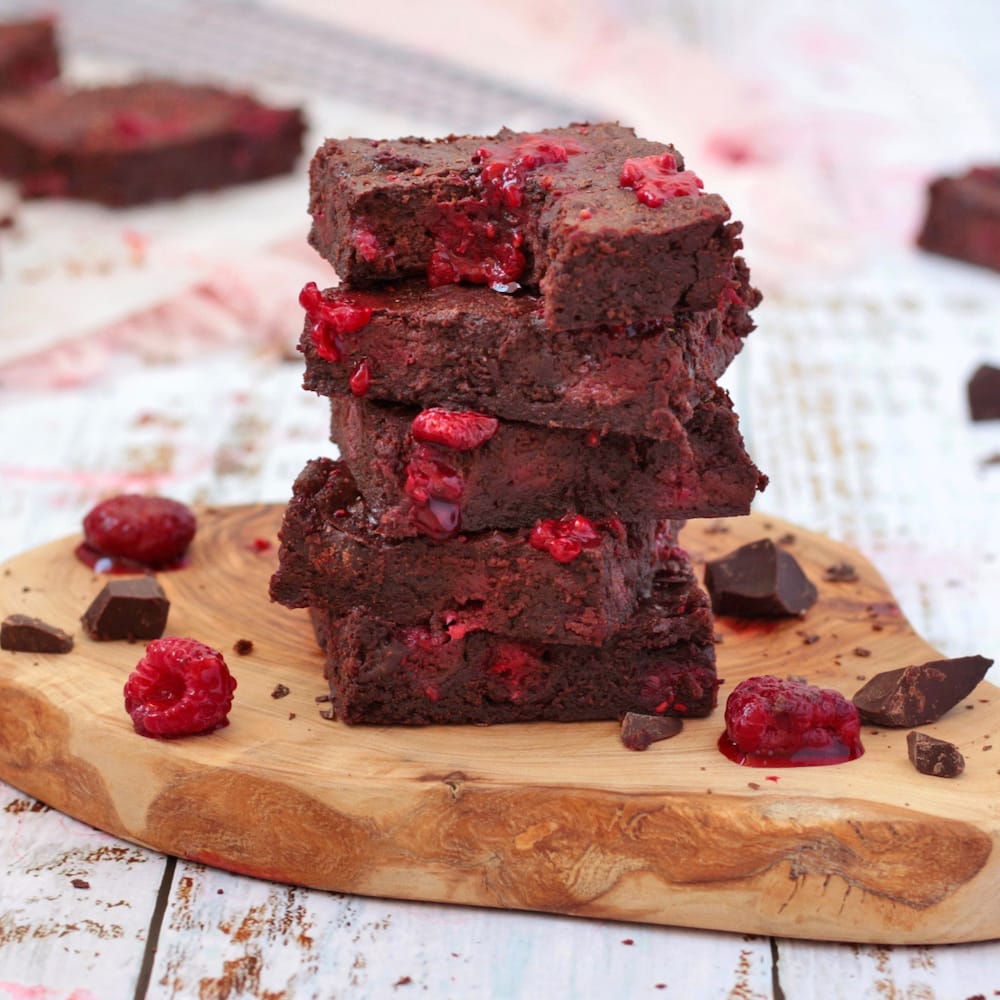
[315,693,331,703]
[392,976,412,988]
[288,712,296,720]
[777,533,796,545]
[824,562,859,583]
[271,683,291,699]
[622,938,634,946]
[853,655,993,726]
[798,632,820,645]
[620,712,683,750]
[747,782,761,790]
[1,614,74,653]
[71,878,90,889]
[983,745,993,751]
[854,647,871,657]
[319,708,335,720]
[907,730,965,778]
[968,363,1000,421]
[233,638,254,655]
[871,623,884,632]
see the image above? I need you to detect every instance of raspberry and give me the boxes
[410,407,499,450]
[721,675,863,765]
[619,153,704,207]
[124,637,237,738]
[529,513,602,563]
[81,494,196,569]
[298,282,373,363]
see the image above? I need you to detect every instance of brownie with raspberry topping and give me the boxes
[0,79,305,205]
[0,18,58,93]
[298,266,758,440]
[328,387,766,538]
[917,166,1000,273]
[308,563,717,725]
[269,457,682,645]
[308,122,744,330]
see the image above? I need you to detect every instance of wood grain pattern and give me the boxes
[0,505,997,945]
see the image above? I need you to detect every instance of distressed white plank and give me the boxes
[147,861,772,999]
[775,937,1000,999]
[0,779,165,996]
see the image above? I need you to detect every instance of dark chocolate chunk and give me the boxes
[81,576,169,641]
[703,538,817,617]
[906,730,965,778]
[968,364,1000,421]
[620,712,683,750]
[1,613,73,653]
[823,562,858,583]
[852,655,993,726]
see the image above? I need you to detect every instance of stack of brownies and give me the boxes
[270,122,766,725]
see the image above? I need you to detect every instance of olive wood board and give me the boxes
[1,505,997,945]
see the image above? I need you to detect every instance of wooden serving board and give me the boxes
[1,506,997,944]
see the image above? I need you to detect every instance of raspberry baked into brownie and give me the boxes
[271,122,766,725]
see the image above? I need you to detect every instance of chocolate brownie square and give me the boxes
[917,167,1000,273]
[299,266,757,440]
[328,387,766,537]
[0,79,305,204]
[270,457,681,645]
[308,122,745,330]
[0,18,58,93]
[309,561,717,725]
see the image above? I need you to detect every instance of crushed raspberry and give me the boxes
[403,445,464,540]
[348,357,372,396]
[78,494,196,572]
[486,642,546,702]
[428,134,586,288]
[720,675,863,767]
[619,153,704,207]
[298,282,372,363]
[351,221,389,264]
[124,637,237,738]
[410,407,498,450]
[529,513,603,563]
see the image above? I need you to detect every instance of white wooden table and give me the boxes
[1,1,999,996]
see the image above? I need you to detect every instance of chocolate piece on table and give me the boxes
[906,730,965,778]
[620,713,683,750]
[81,577,170,641]
[703,538,817,617]
[852,655,993,726]
[916,166,1000,273]
[1,613,73,653]
[0,79,304,206]
[968,364,1000,421]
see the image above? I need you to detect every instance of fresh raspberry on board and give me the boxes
[722,675,862,764]
[124,637,237,738]
[82,494,196,568]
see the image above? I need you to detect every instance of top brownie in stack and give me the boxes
[0,18,59,93]
[308,122,745,330]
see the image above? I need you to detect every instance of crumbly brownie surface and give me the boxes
[917,167,1000,273]
[308,122,744,329]
[309,563,717,725]
[329,388,766,537]
[300,267,757,440]
[270,457,681,645]
[0,18,58,93]
[0,79,305,204]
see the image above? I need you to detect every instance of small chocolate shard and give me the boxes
[852,655,993,726]
[907,731,965,778]
[968,363,1000,421]
[233,638,254,655]
[704,538,817,618]
[81,576,169,641]
[620,712,683,751]
[271,683,290,699]
[1,614,74,653]
[823,562,858,583]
